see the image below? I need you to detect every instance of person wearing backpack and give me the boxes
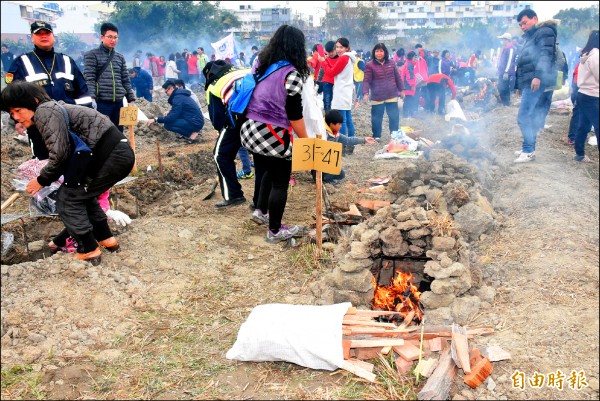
[1,81,135,265]
[238,25,310,243]
[201,60,253,208]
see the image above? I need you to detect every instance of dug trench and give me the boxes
[1,91,598,400]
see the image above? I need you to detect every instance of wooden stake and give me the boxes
[156,139,164,182]
[315,133,322,256]
[129,125,137,174]
[1,193,20,212]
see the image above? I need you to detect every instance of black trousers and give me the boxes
[252,153,292,232]
[212,126,244,201]
[425,83,446,114]
[56,136,135,252]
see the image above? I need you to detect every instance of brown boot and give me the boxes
[98,237,120,252]
[74,247,101,266]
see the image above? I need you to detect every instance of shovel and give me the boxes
[202,178,218,201]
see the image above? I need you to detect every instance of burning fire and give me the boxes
[372,262,424,323]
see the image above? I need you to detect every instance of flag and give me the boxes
[211,33,236,61]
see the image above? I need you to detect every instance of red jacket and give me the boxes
[427,73,457,99]
[321,56,339,84]
[401,59,417,96]
[362,59,404,101]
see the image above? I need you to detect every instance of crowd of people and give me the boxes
[0,8,598,257]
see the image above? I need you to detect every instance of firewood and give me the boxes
[1,193,20,212]
[342,319,397,328]
[395,355,414,375]
[414,357,439,378]
[340,360,377,383]
[354,346,384,360]
[469,348,482,366]
[463,357,493,389]
[451,324,471,374]
[343,204,363,217]
[480,344,512,362]
[346,358,375,372]
[392,343,421,361]
[398,310,416,329]
[429,337,444,352]
[347,309,405,317]
[417,349,457,400]
[342,339,351,360]
[349,338,405,348]
[381,346,392,355]
[344,326,387,335]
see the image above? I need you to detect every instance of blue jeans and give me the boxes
[354,81,363,103]
[534,90,553,133]
[371,102,399,139]
[338,109,355,137]
[574,92,599,159]
[517,88,544,153]
[237,146,252,173]
[322,82,333,112]
[164,119,202,138]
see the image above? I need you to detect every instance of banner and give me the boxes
[211,33,236,61]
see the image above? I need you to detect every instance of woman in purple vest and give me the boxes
[240,25,311,243]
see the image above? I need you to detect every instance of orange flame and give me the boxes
[372,262,423,323]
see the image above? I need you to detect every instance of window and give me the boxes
[435,7,441,12]
[448,7,453,12]
[418,7,424,12]
[493,5,503,11]
[409,8,413,12]
[391,9,396,12]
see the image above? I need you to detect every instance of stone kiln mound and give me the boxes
[311,149,498,325]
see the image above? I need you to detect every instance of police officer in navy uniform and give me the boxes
[6,21,92,159]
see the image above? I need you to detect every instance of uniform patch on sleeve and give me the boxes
[5,73,13,84]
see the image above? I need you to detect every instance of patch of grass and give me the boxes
[373,353,420,400]
[0,364,47,400]
[289,242,334,271]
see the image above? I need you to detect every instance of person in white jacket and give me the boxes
[319,37,357,137]
[165,53,179,79]
[573,30,598,163]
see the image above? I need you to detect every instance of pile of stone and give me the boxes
[310,149,498,325]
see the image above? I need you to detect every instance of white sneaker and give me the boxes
[514,150,522,156]
[514,152,535,163]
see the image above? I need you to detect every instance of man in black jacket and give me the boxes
[513,9,557,163]
[84,22,135,132]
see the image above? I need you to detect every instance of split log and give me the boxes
[392,343,421,361]
[380,346,392,355]
[349,338,405,348]
[340,360,377,383]
[417,349,457,400]
[346,358,375,373]
[353,346,385,360]
[414,357,439,378]
[429,337,444,352]
[398,310,416,329]
[342,339,352,360]
[342,319,397,328]
[463,357,493,389]
[345,308,404,317]
[395,356,414,375]
[451,324,471,374]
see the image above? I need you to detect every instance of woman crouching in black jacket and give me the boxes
[1,81,135,265]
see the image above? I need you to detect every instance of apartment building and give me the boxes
[329,1,534,39]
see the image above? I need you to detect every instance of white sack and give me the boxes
[226,302,351,371]
[445,99,467,122]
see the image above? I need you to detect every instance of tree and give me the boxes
[99,1,240,53]
[56,32,87,56]
[554,5,599,49]
[323,2,384,51]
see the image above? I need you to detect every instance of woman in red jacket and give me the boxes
[362,43,404,141]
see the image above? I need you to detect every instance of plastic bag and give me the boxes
[1,231,14,257]
[296,76,326,139]
[386,130,418,153]
[445,99,467,122]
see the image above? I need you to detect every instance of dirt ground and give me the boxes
[1,88,598,400]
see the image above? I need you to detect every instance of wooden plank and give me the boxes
[350,338,405,348]
[414,357,439,378]
[398,310,416,329]
[395,356,414,375]
[342,339,351,360]
[464,357,493,389]
[1,193,20,212]
[346,358,375,373]
[451,324,471,374]
[393,343,421,361]
[343,204,363,217]
[429,337,444,352]
[417,349,457,400]
[354,347,384,360]
[339,360,377,383]
[342,319,397,328]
